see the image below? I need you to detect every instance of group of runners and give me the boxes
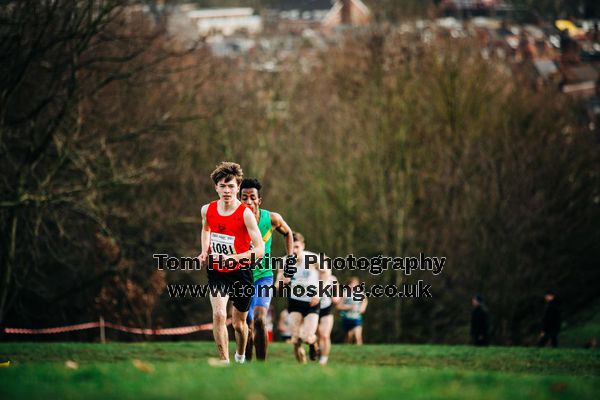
[197,161,367,365]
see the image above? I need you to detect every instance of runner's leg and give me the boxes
[232,307,249,358]
[289,311,305,363]
[354,325,363,345]
[317,315,333,363]
[245,292,257,361]
[253,305,269,360]
[300,313,319,346]
[252,276,273,360]
[245,318,254,360]
[347,327,356,344]
[210,294,230,361]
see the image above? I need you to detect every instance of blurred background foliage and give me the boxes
[0,0,598,345]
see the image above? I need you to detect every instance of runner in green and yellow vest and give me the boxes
[240,178,294,361]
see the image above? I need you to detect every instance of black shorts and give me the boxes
[288,298,320,317]
[319,305,332,318]
[207,268,254,312]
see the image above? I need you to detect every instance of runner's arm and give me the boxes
[331,276,341,305]
[234,207,264,262]
[360,297,369,313]
[270,212,294,256]
[196,204,210,268]
[318,254,331,280]
[276,261,291,286]
[336,290,353,310]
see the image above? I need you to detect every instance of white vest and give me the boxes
[290,251,320,302]
[320,276,334,308]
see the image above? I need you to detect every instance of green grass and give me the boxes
[561,300,600,348]
[0,342,599,399]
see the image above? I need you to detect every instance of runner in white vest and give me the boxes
[277,232,330,364]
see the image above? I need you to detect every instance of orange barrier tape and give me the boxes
[4,322,100,334]
[3,319,231,335]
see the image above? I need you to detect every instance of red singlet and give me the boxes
[206,200,251,272]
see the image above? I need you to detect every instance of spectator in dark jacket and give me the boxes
[471,294,489,346]
[538,289,561,348]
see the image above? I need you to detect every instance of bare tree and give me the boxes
[0,0,199,325]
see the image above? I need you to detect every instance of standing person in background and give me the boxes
[337,277,368,345]
[470,294,489,346]
[538,289,561,348]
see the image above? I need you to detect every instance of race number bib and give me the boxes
[293,269,310,285]
[210,233,236,256]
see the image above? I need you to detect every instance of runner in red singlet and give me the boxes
[197,162,264,364]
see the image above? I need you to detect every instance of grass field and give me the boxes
[561,300,600,348]
[0,342,598,399]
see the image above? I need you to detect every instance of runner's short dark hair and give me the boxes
[240,178,262,197]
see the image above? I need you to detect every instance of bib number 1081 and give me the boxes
[210,233,236,256]
[211,242,235,255]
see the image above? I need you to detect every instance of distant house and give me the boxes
[168,5,262,41]
[270,0,371,31]
[440,0,514,16]
[188,8,262,37]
